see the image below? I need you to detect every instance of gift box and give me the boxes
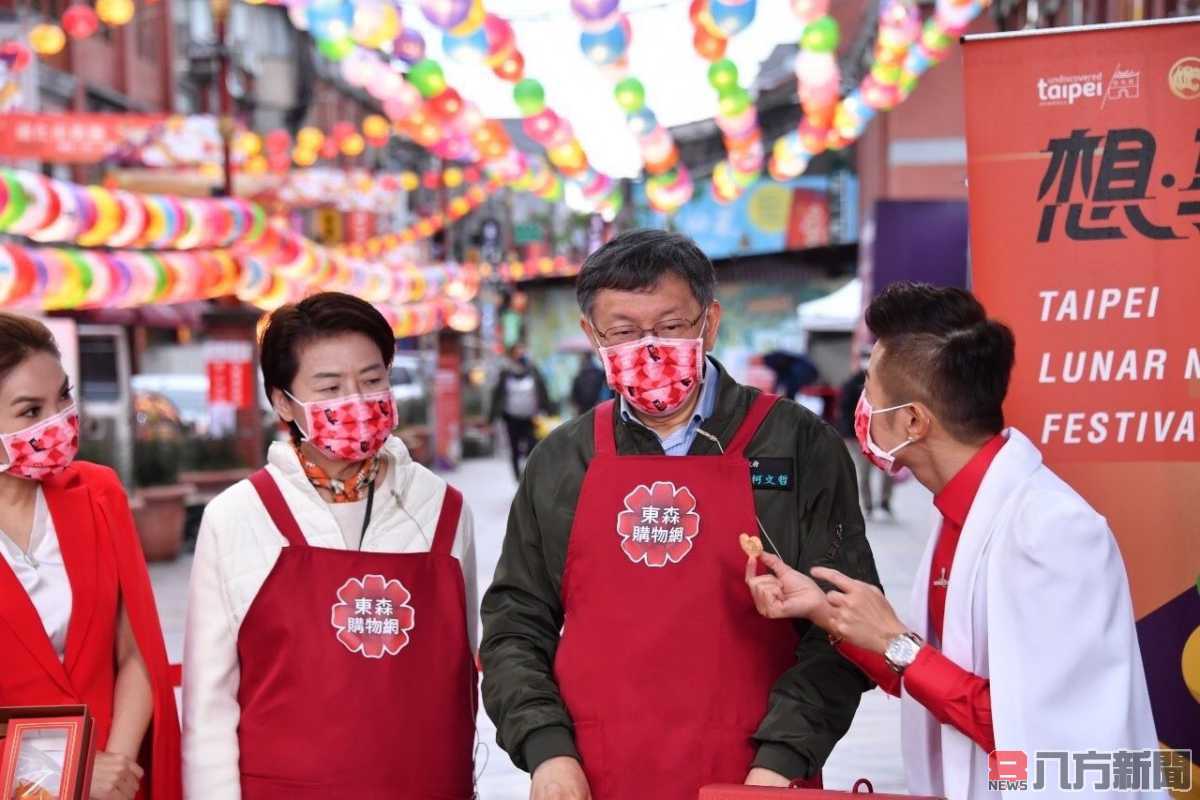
[0,706,96,800]
[700,778,943,799]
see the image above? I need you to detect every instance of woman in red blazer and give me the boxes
[0,312,181,800]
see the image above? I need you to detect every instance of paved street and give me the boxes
[149,453,936,798]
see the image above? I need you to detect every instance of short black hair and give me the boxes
[865,281,1015,441]
[575,229,716,315]
[259,292,395,440]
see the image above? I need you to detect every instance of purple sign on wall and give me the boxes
[871,200,969,295]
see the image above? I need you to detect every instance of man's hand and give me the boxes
[89,751,142,800]
[531,756,591,800]
[745,553,832,624]
[745,767,792,787]
[812,567,907,654]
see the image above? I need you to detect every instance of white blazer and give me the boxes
[900,429,1161,800]
[182,437,478,800]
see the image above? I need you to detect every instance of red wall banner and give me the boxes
[963,18,1200,768]
[0,113,169,163]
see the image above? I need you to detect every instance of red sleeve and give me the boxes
[902,645,995,754]
[89,466,184,800]
[835,641,902,697]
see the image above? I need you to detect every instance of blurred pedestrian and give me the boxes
[184,292,478,798]
[762,350,820,399]
[481,230,878,800]
[489,343,551,479]
[0,312,181,800]
[840,348,894,519]
[569,352,608,415]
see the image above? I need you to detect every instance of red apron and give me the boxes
[235,470,476,799]
[554,395,820,800]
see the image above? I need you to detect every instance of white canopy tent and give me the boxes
[796,278,863,333]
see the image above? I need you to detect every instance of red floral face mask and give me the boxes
[599,333,705,418]
[287,390,396,462]
[0,405,80,481]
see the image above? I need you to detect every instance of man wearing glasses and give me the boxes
[481,229,880,800]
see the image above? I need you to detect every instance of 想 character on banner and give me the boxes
[1037,127,1200,241]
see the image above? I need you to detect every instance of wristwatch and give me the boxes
[883,632,924,674]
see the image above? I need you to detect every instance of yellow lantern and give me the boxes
[400,171,419,192]
[442,167,464,189]
[293,146,318,167]
[237,131,263,158]
[297,126,324,151]
[340,133,365,157]
[96,0,135,27]
[245,155,268,175]
[29,24,66,56]
[449,0,485,36]
[361,114,390,141]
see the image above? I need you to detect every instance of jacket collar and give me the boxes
[265,436,418,543]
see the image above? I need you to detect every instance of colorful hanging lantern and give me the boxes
[361,114,390,144]
[28,24,66,56]
[408,58,447,98]
[613,76,645,112]
[340,133,365,157]
[419,0,471,30]
[61,5,100,39]
[692,26,727,61]
[96,0,135,27]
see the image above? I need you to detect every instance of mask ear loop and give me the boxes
[695,427,784,560]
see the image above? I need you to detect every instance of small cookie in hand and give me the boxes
[739,532,763,558]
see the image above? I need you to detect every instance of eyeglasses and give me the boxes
[593,309,707,346]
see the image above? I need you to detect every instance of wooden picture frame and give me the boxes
[0,707,95,800]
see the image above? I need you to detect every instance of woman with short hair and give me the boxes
[183,291,479,799]
[0,311,181,800]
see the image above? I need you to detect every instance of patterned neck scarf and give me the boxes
[294,443,381,503]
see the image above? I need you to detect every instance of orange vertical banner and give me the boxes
[963,17,1200,771]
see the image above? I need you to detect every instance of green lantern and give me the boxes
[513,79,546,116]
[801,16,839,54]
[717,86,750,117]
[706,58,738,92]
[317,35,354,62]
[613,77,645,113]
[408,58,447,98]
[0,170,28,232]
[871,62,902,85]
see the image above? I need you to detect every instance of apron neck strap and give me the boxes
[592,399,617,457]
[431,484,463,555]
[725,393,780,457]
[249,468,308,548]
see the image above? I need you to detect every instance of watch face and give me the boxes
[886,634,921,668]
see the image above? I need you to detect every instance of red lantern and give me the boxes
[267,152,291,172]
[422,171,441,190]
[493,51,524,82]
[429,88,464,120]
[463,166,481,183]
[319,137,339,160]
[61,5,99,39]
[331,121,356,143]
[265,129,291,154]
[0,41,32,72]
[692,27,727,61]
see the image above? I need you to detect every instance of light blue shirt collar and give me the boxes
[620,357,720,456]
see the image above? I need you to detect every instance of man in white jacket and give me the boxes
[183,292,479,799]
[746,282,1162,799]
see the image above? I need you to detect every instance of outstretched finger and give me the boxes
[811,566,858,592]
[758,552,795,580]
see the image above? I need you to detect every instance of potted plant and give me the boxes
[178,436,253,504]
[130,439,193,562]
